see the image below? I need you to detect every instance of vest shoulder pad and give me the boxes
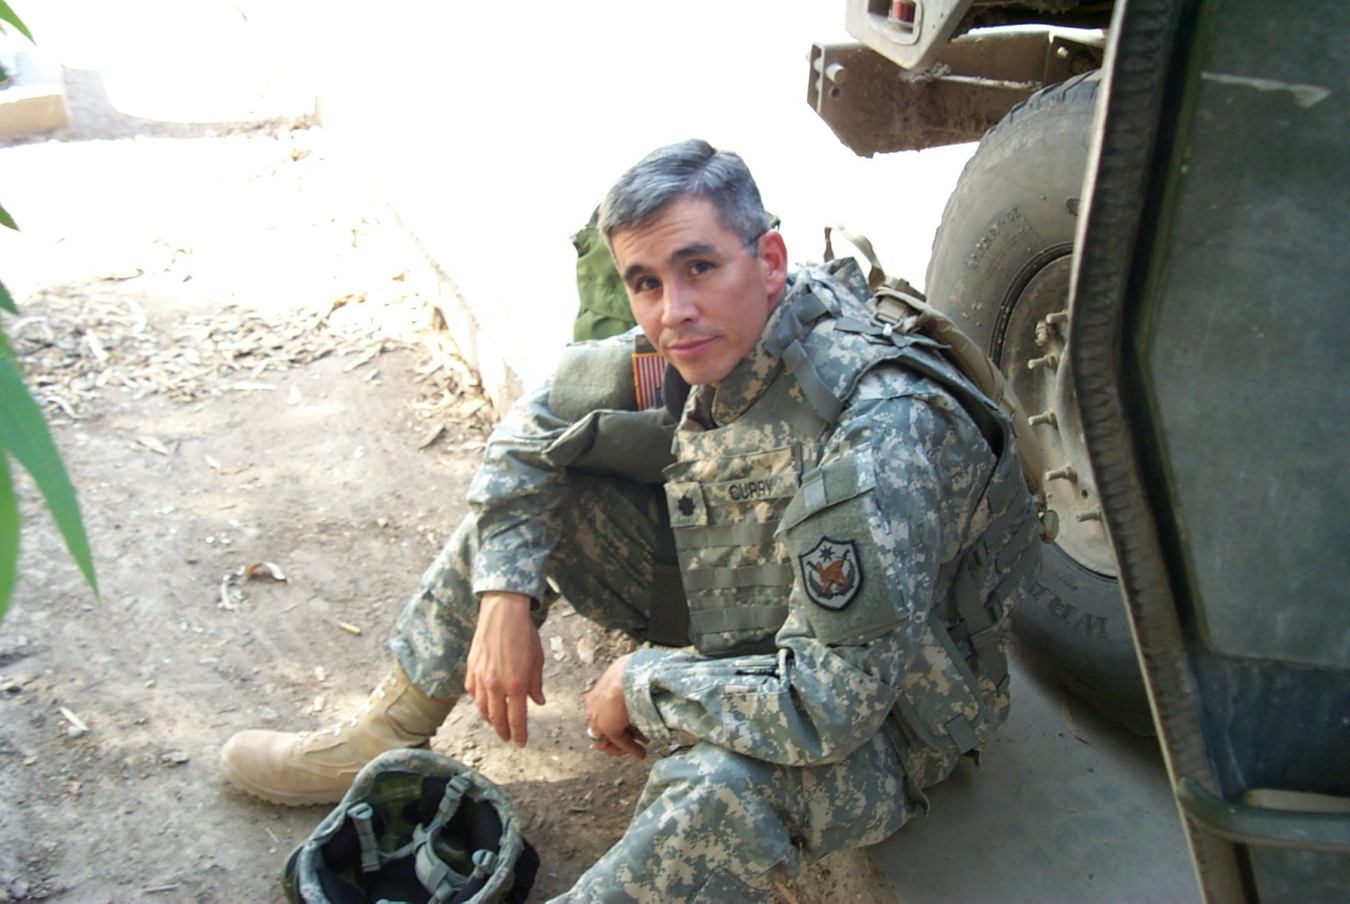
[548,329,657,421]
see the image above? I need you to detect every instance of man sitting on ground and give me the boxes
[221,138,1041,901]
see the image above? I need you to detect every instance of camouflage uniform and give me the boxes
[390,262,1040,902]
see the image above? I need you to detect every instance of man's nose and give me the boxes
[661,279,698,327]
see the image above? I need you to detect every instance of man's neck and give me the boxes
[692,275,802,428]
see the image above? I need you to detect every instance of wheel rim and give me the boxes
[998,253,1118,578]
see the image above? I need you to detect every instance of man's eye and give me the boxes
[633,276,659,293]
[689,260,714,276]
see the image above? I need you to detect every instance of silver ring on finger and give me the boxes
[585,726,603,743]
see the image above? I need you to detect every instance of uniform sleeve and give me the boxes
[468,328,667,600]
[623,367,996,766]
[467,375,575,601]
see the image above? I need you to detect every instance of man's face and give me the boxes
[610,196,788,387]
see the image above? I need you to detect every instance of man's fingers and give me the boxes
[610,732,647,760]
[485,689,511,742]
[472,682,491,724]
[590,726,647,760]
[530,667,545,706]
[469,681,534,746]
[508,692,529,747]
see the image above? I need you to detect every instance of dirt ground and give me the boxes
[0,112,893,900]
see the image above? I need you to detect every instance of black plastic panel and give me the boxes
[1140,0,1350,670]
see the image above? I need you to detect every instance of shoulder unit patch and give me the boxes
[800,536,863,610]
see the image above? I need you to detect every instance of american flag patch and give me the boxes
[632,352,666,411]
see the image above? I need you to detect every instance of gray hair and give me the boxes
[597,139,769,251]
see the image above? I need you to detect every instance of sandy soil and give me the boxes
[0,117,895,901]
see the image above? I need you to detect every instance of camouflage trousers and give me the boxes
[389,473,912,902]
[554,731,909,902]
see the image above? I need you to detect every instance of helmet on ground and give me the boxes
[283,748,538,904]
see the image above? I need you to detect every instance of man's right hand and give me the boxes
[464,591,546,747]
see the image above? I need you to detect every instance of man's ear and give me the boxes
[757,229,789,301]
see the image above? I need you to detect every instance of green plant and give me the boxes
[0,1,98,620]
[0,0,30,41]
[0,0,26,88]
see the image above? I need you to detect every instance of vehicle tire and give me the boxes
[925,70,1153,734]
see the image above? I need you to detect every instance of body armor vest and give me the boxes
[665,265,1042,781]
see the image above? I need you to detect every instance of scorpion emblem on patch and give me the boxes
[799,536,863,610]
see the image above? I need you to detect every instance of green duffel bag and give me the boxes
[283,749,538,904]
[571,209,636,342]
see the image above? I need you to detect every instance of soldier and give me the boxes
[221,139,1041,901]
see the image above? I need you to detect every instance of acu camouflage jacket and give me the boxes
[468,263,1040,792]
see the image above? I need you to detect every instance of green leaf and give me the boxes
[0,202,16,231]
[0,277,15,314]
[0,1,34,43]
[0,451,17,622]
[0,354,97,598]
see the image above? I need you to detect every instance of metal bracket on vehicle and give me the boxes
[808,30,1103,155]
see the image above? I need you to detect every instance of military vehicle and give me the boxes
[809,1,1350,899]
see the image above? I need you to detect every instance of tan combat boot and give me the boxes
[219,664,456,806]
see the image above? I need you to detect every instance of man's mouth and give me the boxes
[664,335,717,359]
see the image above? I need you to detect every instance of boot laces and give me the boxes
[327,678,389,736]
[302,673,396,742]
